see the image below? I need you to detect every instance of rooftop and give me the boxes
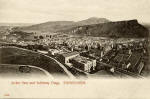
[72,56,93,64]
[61,51,79,57]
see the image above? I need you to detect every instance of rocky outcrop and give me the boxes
[68,19,149,38]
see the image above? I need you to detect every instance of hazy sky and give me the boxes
[0,0,150,23]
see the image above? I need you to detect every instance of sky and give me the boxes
[0,0,150,23]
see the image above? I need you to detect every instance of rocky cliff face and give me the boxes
[67,20,149,38]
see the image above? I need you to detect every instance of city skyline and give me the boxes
[0,0,150,23]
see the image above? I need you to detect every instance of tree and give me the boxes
[39,35,44,39]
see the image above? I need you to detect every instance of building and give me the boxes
[48,49,61,55]
[59,51,80,64]
[34,32,58,40]
[70,56,96,73]
[137,62,144,74]
[6,34,20,43]
[103,45,112,54]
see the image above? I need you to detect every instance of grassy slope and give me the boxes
[0,47,68,77]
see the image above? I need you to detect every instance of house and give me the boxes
[70,56,96,73]
[33,32,58,39]
[59,51,80,64]
[6,34,20,43]
[104,45,112,54]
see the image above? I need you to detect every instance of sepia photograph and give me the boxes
[0,0,150,98]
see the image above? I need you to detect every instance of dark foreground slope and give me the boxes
[0,47,71,78]
[68,20,149,38]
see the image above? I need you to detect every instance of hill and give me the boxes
[16,17,110,33]
[76,17,109,25]
[11,18,149,38]
[0,23,34,27]
[65,20,149,38]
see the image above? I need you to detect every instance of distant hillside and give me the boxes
[16,17,110,33]
[64,20,149,38]
[76,17,109,25]
[18,21,75,33]
[0,23,34,27]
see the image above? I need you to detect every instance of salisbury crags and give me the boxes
[64,20,149,38]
